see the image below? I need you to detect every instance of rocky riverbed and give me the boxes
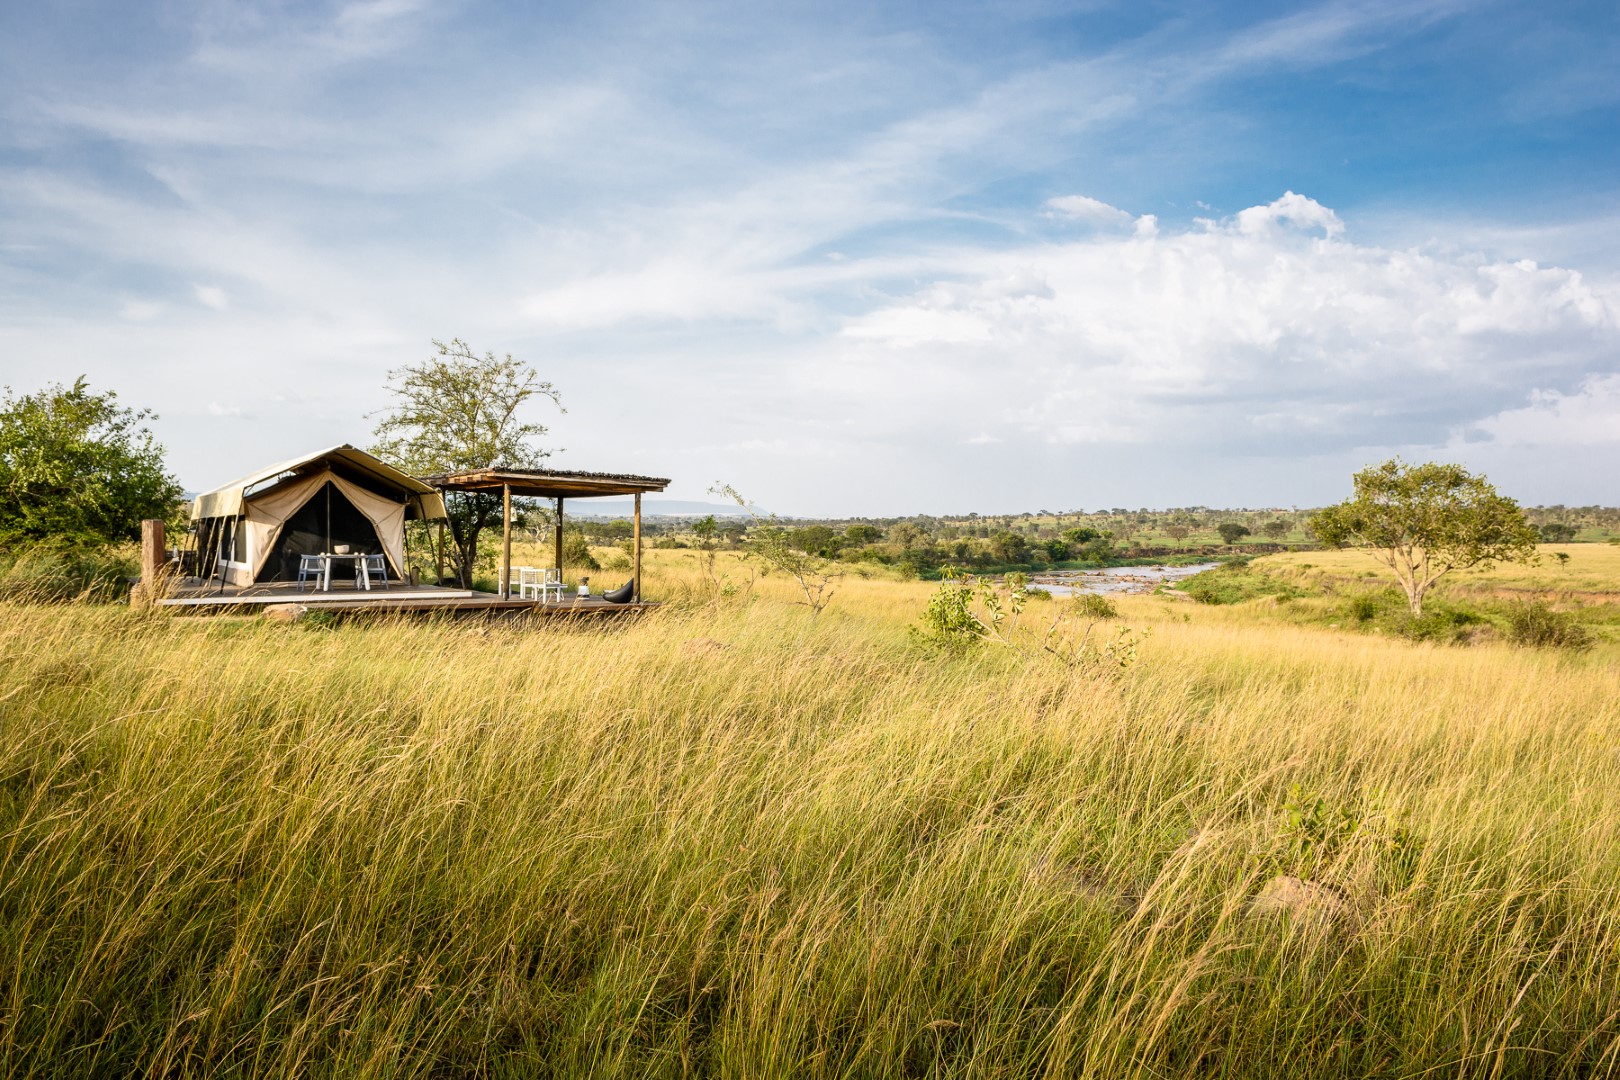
[1025,563,1219,596]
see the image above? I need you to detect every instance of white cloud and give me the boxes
[193,285,229,310]
[1234,190,1345,238]
[1468,374,1620,446]
[832,193,1619,456]
[1044,195,1135,228]
[3,1,1616,511]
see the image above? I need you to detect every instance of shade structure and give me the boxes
[420,468,670,499]
[424,467,670,602]
[191,445,447,587]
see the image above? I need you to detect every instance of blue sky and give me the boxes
[2,0,1617,515]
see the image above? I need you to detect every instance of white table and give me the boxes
[320,553,379,591]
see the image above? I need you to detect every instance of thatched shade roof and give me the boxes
[424,468,670,500]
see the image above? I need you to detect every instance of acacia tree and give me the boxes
[371,339,562,587]
[1309,459,1538,616]
[0,377,181,546]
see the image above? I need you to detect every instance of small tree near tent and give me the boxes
[0,377,182,547]
[371,339,563,587]
[1309,458,1538,616]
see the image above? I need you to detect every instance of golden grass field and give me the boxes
[2,548,1618,1077]
[1258,543,1620,601]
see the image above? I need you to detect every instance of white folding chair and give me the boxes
[516,566,543,599]
[297,553,326,592]
[358,553,389,590]
[540,567,565,602]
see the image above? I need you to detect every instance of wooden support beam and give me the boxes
[137,519,165,605]
[435,520,446,586]
[633,493,642,602]
[501,483,513,599]
[553,497,565,575]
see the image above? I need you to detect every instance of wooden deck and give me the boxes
[160,581,475,607]
[157,580,656,618]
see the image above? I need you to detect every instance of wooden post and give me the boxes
[633,493,642,602]
[501,483,512,599]
[553,497,565,575]
[436,520,446,586]
[137,519,165,604]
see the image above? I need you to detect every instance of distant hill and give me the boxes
[566,499,759,520]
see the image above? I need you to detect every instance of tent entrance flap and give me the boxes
[241,468,408,582]
[261,482,387,582]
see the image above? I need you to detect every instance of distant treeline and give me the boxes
[552,503,1616,577]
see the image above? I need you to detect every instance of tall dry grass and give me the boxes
[2,561,1618,1077]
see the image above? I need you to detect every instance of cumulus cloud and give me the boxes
[1468,374,1620,446]
[834,193,1619,456]
[1234,190,1344,238]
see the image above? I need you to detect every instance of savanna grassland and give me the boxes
[2,551,1619,1078]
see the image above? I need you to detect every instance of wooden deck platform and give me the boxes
[160,581,475,607]
[157,580,655,618]
[311,595,657,616]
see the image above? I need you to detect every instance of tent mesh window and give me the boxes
[263,482,387,582]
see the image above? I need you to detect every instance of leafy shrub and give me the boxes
[1343,587,1403,623]
[1278,784,1424,882]
[1072,592,1119,619]
[1388,603,1485,644]
[913,570,1144,671]
[1503,600,1592,651]
[1345,592,1382,622]
[561,531,600,571]
[914,572,982,650]
[1180,561,1299,605]
[897,548,936,578]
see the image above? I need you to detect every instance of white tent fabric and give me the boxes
[242,469,408,581]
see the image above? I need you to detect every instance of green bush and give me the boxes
[1180,561,1299,605]
[1388,603,1485,645]
[1343,588,1403,623]
[1503,600,1592,651]
[562,530,600,571]
[1072,592,1119,619]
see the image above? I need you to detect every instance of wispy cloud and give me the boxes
[1,0,1615,510]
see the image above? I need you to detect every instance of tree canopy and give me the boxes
[371,338,562,476]
[0,378,182,547]
[1309,459,1538,615]
[370,339,563,586]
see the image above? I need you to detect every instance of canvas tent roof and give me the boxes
[191,445,447,521]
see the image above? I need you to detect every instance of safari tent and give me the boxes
[191,445,447,587]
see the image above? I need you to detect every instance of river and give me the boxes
[1024,563,1219,596]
